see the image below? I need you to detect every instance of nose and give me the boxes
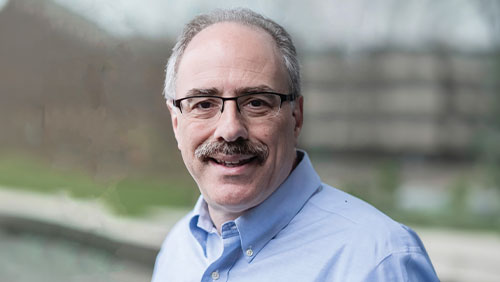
[213,100,248,142]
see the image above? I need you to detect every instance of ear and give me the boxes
[167,100,182,150]
[292,95,304,140]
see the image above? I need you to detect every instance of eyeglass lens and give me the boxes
[179,93,283,120]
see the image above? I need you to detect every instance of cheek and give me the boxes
[257,120,295,156]
[177,122,210,153]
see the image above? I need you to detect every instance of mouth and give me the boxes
[208,155,257,167]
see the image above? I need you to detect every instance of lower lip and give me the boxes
[209,158,257,175]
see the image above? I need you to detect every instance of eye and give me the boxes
[242,95,275,109]
[240,94,278,117]
[197,101,214,109]
[189,98,219,110]
[248,99,266,108]
[181,97,221,115]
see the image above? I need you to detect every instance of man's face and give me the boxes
[169,22,303,216]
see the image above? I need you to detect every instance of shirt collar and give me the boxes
[235,150,321,262]
[188,150,322,262]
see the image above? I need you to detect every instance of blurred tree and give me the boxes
[475,1,500,206]
[374,160,401,212]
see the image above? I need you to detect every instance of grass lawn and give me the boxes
[0,153,198,217]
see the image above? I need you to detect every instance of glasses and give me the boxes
[172,92,296,120]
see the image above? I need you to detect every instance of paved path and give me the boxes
[1,187,499,282]
[0,226,154,282]
[418,228,500,282]
[0,187,189,249]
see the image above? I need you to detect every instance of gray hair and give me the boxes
[163,8,301,100]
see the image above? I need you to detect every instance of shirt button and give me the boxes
[246,248,254,257]
[211,271,220,280]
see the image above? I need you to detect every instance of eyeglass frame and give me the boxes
[171,91,297,118]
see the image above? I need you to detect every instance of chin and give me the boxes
[206,183,262,211]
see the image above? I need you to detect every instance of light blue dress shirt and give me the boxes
[152,151,439,282]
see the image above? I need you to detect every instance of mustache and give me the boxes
[195,139,268,164]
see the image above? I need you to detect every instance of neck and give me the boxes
[207,206,244,234]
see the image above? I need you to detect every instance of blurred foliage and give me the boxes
[342,159,500,232]
[374,160,401,211]
[447,176,469,217]
[343,159,401,214]
[392,210,500,231]
[0,152,198,216]
[473,51,500,218]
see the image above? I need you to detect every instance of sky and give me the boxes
[1,0,496,51]
[0,0,8,10]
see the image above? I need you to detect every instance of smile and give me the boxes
[210,155,256,167]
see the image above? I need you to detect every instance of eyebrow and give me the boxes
[184,85,278,98]
[185,88,220,97]
[236,85,277,95]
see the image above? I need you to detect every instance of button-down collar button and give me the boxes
[211,271,220,280]
[246,248,254,257]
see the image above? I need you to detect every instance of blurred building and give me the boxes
[301,49,495,158]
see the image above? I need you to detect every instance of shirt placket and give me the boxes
[202,221,242,282]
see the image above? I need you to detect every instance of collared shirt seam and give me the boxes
[371,247,426,282]
[374,246,425,269]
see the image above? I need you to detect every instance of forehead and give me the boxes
[175,22,288,97]
[185,22,277,54]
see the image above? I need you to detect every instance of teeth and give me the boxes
[217,160,242,166]
[213,157,253,166]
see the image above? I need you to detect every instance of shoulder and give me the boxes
[304,183,429,259]
[299,184,438,280]
[305,183,397,227]
[308,183,404,227]
[308,183,389,221]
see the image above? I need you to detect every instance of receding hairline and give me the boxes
[177,21,287,72]
[177,23,291,99]
[164,8,301,100]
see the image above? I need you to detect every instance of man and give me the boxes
[152,8,439,282]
